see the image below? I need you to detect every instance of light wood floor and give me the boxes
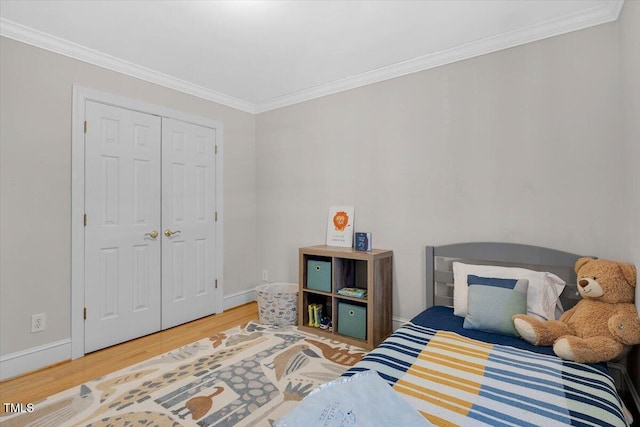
[0,302,258,414]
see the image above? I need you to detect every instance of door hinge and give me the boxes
[215,279,218,289]
[215,145,218,155]
[84,214,87,226]
[215,211,218,221]
[84,307,87,320]
[84,121,87,134]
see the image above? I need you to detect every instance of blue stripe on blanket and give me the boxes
[466,402,541,427]
[480,348,625,425]
[479,369,624,424]
[482,349,625,422]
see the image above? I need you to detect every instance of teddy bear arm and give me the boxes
[608,311,640,345]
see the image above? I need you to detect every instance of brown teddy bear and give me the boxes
[512,257,640,363]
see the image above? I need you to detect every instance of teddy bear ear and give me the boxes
[575,257,594,273]
[619,263,637,287]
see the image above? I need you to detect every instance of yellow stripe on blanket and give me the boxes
[418,352,485,375]
[437,331,494,349]
[424,340,492,359]
[419,410,458,427]
[395,379,472,415]
[393,331,493,422]
[406,364,481,393]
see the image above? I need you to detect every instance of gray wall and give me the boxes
[255,22,627,322]
[0,37,257,356]
[619,0,640,388]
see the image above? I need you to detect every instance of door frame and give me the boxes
[71,85,224,359]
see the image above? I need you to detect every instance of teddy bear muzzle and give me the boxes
[578,278,604,297]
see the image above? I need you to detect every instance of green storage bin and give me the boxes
[338,302,367,340]
[307,260,331,292]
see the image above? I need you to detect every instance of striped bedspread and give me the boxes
[343,322,627,427]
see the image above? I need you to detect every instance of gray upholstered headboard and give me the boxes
[425,242,584,311]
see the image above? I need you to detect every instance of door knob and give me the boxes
[145,230,159,239]
[164,229,181,237]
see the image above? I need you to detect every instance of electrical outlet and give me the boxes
[31,313,46,333]
[262,270,268,282]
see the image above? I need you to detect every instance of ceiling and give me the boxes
[0,0,624,113]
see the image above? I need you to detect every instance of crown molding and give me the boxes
[1,1,624,115]
[605,0,625,19]
[0,18,256,114]
[254,1,624,113]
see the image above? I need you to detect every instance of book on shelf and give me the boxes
[308,304,323,327]
[337,287,367,298]
[354,232,372,251]
[326,206,354,247]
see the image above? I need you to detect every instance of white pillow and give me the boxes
[452,262,566,321]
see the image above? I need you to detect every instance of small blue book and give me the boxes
[354,232,372,251]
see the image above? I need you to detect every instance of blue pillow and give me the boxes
[463,275,528,336]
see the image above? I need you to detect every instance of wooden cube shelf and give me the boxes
[298,245,393,350]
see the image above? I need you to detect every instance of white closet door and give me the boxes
[84,101,162,353]
[161,118,217,329]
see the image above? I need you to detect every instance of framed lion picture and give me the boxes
[326,206,354,247]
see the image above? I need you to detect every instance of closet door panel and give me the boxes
[161,118,217,329]
[84,101,162,353]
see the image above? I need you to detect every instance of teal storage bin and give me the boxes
[307,260,331,292]
[338,302,367,340]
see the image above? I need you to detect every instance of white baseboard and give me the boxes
[393,316,411,331]
[1,291,256,381]
[223,289,256,311]
[0,306,404,381]
[0,339,71,381]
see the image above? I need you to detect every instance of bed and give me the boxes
[331,242,634,427]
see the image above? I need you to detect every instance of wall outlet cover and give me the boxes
[31,313,46,333]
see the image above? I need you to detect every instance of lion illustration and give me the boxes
[333,211,349,231]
